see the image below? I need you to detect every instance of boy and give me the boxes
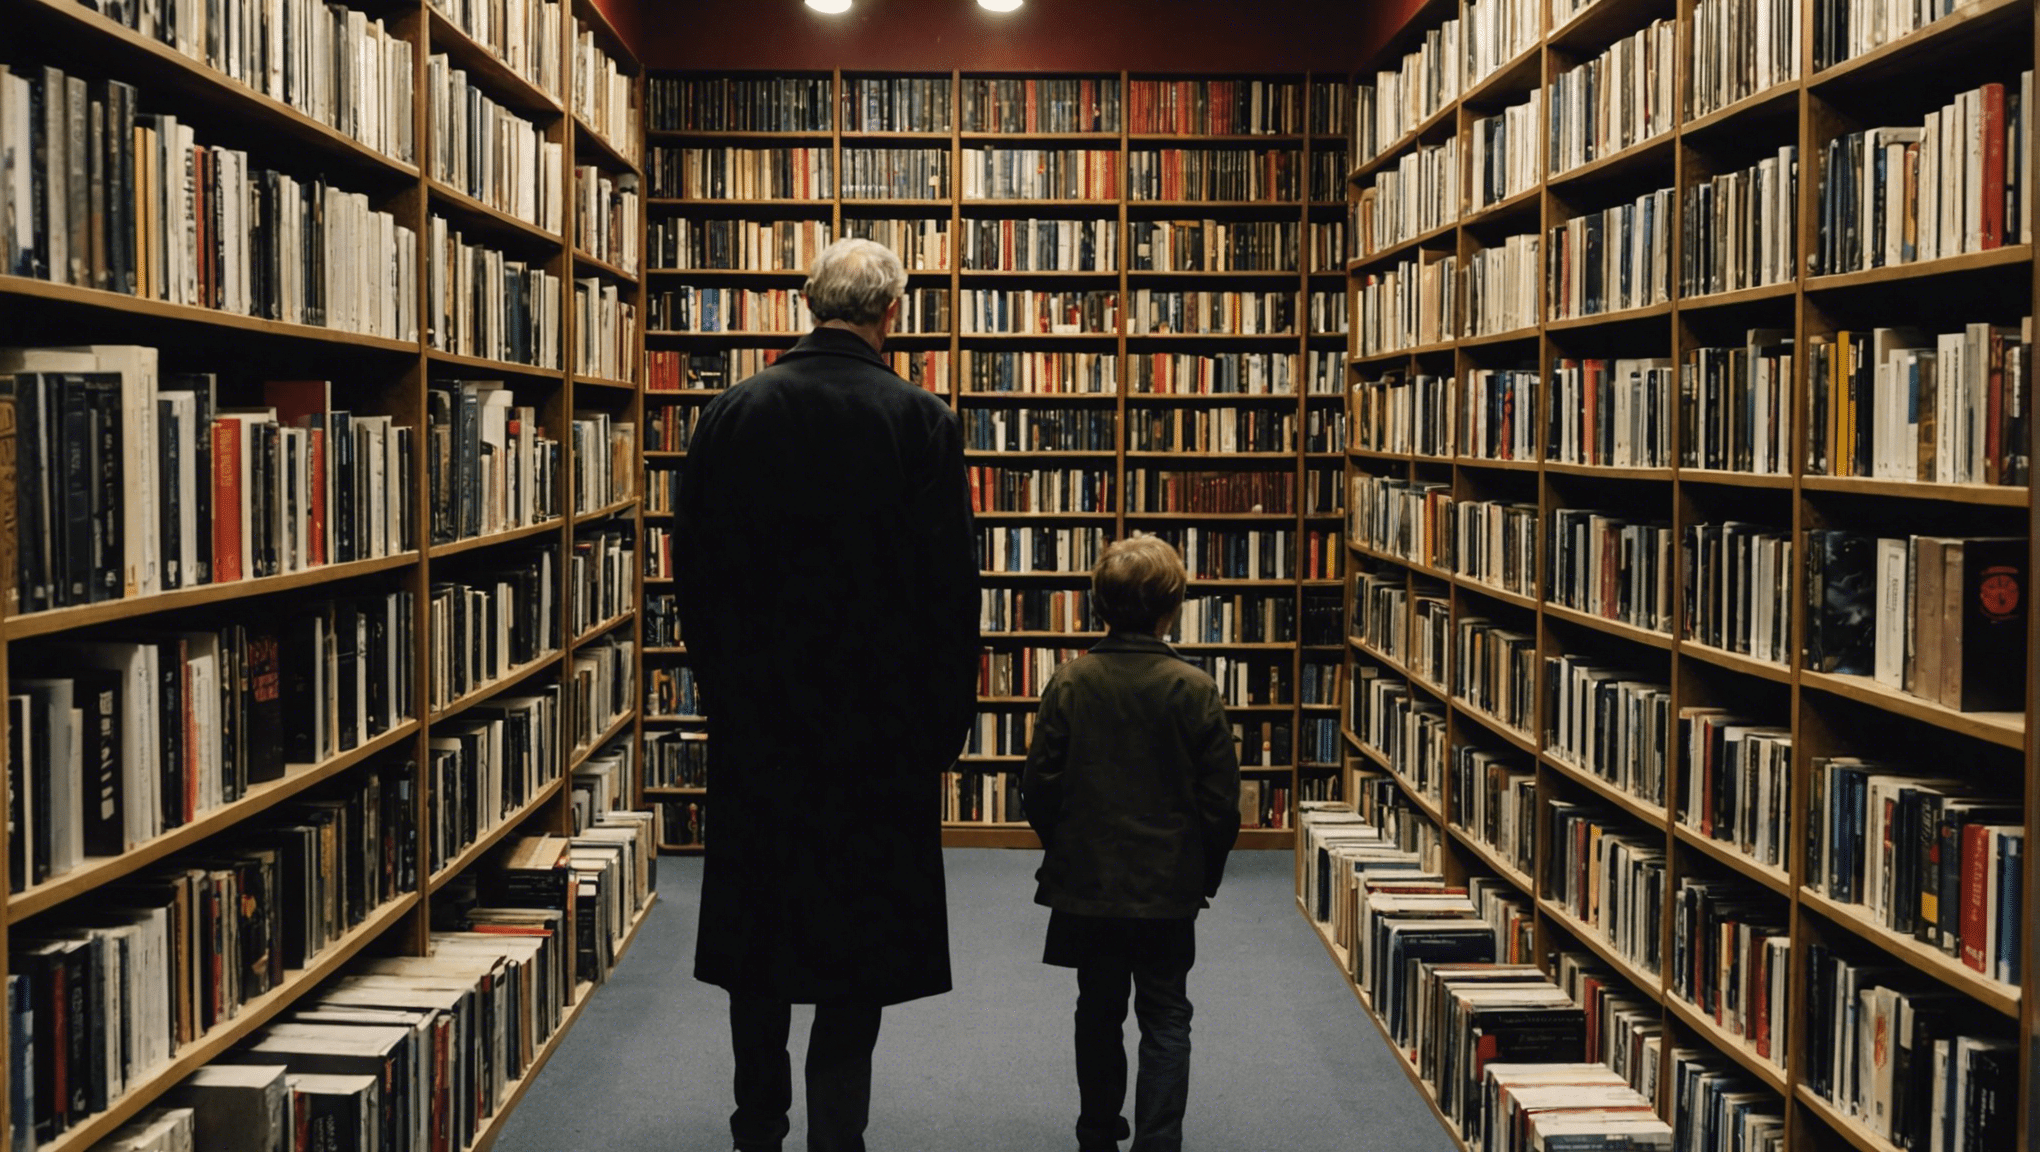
[1022,535,1242,1152]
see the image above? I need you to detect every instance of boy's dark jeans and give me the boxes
[728,994,885,1152]
[1063,920,1195,1152]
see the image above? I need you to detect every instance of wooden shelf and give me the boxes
[1675,278,1798,311]
[427,776,569,894]
[1798,474,2031,506]
[0,274,420,352]
[1672,823,1793,896]
[1540,752,1671,828]
[1536,900,1664,1000]
[1542,601,1676,650]
[428,180,566,249]
[1809,0,2033,90]
[1803,245,2033,292]
[575,496,642,524]
[430,652,566,724]
[427,348,568,378]
[33,895,419,1152]
[1676,467,1794,489]
[570,709,640,770]
[645,786,708,795]
[1543,300,1675,332]
[573,250,641,284]
[1678,638,1793,684]
[430,520,568,560]
[1665,994,1789,1094]
[1798,887,2022,1016]
[1796,1085,1905,1152]
[5,552,419,641]
[18,0,420,182]
[8,721,420,923]
[1799,670,2025,748]
[573,114,643,176]
[1446,824,1539,897]
[468,895,659,1152]
[426,8,565,117]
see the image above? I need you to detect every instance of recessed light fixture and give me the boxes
[978,0,1023,10]
[806,0,851,12]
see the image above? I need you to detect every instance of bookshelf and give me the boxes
[643,68,1361,851]
[0,0,650,1145]
[1327,0,2037,1149]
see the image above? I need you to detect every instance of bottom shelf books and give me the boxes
[943,768,1022,825]
[656,799,706,849]
[45,811,662,1152]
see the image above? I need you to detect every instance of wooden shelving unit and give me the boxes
[641,68,1364,851]
[0,0,653,1143]
[1323,0,2038,1149]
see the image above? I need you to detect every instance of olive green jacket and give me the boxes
[1022,632,1242,918]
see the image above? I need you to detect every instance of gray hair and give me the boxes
[804,238,908,326]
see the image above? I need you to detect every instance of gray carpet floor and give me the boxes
[493,847,1457,1152]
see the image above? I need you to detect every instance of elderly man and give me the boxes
[677,238,980,1152]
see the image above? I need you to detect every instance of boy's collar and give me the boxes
[1090,631,1183,657]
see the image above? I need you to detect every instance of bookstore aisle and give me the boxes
[493,849,1455,1152]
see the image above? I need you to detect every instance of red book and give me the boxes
[1980,83,2007,249]
[212,418,243,582]
[1960,820,1993,971]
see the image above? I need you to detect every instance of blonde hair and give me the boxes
[1092,536,1188,632]
[803,238,908,325]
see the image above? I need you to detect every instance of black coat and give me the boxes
[678,326,980,1006]
[1022,632,1241,918]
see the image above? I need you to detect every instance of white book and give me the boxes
[1963,89,1982,253]
[1873,537,1907,689]
[1919,112,1940,262]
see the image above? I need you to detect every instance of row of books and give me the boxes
[574,165,640,274]
[1132,351,1345,395]
[1680,711,1791,876]
[1690,0,1799,119]
[1815,0,2002,69]
[1309,147,1349,205]
[5,350,415,614]
[979,589,1095,635]
[644,729,706,789]
[1669,877,1789,1068]
[1352,371,1451,457]
[960,709,1031,757]
[1545,653,1672,807]
[60,0,415,163]
[964,218,1114,272]
[1809,760,2024,984]
[977,525,1107,574]
[1466,235,1536,339]
[567,526,635,637]
[1812,77,2032,275]
[1553,357,1674,469]
[647,146,832,200]
[648,217,830,271]
[1130,220,1297,272]
[1468,94,1541,216]
[647,76,833,133]
[1546,20,1676,176]
[642,593,680,648]
[55,815,655,1152]
[428,0,563,101]
[841,147,949,200]
[1131,405,1329,454]
[1547,801,1666,975]
[959,149,1116,201]
[1171,592,1300,644]
[10,595,415,891]
[1126,79,1306,136]
[975,646,1086,699]
[1208,654,1309,707]
[1681,147,1797,298]
[942,769,1021,825]
[1310,220,1347,271]
[1,69,418,338]
[1807,321,2031,486]
[425,548,558,710]
[657,799,705,847]
[572,277,638,380]
[426,380,561,546]
[427,217,561,367]
[840,77,951,134]
[1683,521,1792,662]
[1354,668,1448,806]
[425,684,560,872]
[428,54,562,232]
[961,407,1117,452]
[644,663,698,719]
[1238,778,1295,830]
[1355,139,1457,259]
[1128,290,1295,335]
[958,350,1112,394]
[1803,530,2026,712]
[957,288,1116,335]
[1355,18,1462,162]
[1682,333,1790,474]
[1805,946,2015,1149]
[1547,508,1673,633]
[1453,746,1537,878]
[1125,148,1299,202]
[570,19,638,165]
[7,757,416,1146]
[1123,467,1303,514]
[647,286,813,333]
[1547,187,1673,321]
[962,78,1122,135]
[1354,251,1459,355]
[567,637,633,753]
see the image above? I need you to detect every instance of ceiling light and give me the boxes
[978,0,1023,10]
[806,0,851,12]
